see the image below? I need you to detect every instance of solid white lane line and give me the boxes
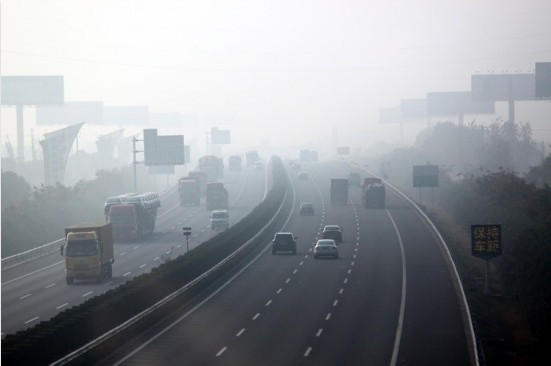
[216,347,227,357]
[236,328,246,337]
[45,283,56,289]
[276,288,282,294]
[25,316,39,324]
[325,313,332,320]
[56,303,68,310]
[140,264,147,268]
[82,291,93,297]
[304,347,313,357]
[19,293,32,300]
[252,313,260,320]
[2,260,64,286]
[333,300,339,307]
[123,272,131,277]
[153,257,160,261]
[316,328,323,337]
[120,251,127,256]
[387,210,407,366]
[265,300,272,306]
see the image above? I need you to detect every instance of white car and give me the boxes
[314,239,339,259]
[210,210,230,230]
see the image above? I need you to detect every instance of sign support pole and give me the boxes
[484,258,491,295]
[16,104,24,160]
[133,137,138,192]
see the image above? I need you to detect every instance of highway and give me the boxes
[104,161,473,366]
[1,166,267,337]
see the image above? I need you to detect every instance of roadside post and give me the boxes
[471,224,502,295]
[183,227,192,252]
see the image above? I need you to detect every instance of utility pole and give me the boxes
[132,136,143,192]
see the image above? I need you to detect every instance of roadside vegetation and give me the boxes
[1,166,158,257]
[366,120,550,365]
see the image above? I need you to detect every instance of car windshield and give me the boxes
[325,226,340,231]
[211,212,227,219]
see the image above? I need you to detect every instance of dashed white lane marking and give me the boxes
[19,293,32,300]
[154,257,160,261]
[82,291,93,297]
[304,254,308,259]
[351,261,355,266]
[140,264,147,268]
[304,347,313,357]
[216,347,227,357]
[236,328,246,337]
[25,316,39,324]
[353,254,357,259]
[133,246,139,250]
[299,261,304,266]
[56,303,68,310]
[123,271,132,277]
[355,248,358,252]
[176,244,182,248]
[252,313,260,320]
[104,281,113,286]
[120,251,127,256]
[348,269,352,275]
[292,269,298,274]
[325,313,332,320]
[333,300,339,307]
[339,288,344,295]
[343,278,349,284]
[265,300,273,307]
[316,328,323,337]
[45,283,56,289]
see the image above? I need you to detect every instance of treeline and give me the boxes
[369,120,550,344]
[1,166,158,257]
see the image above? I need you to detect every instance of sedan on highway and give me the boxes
[299,202,315,215]
[314,239,339,259]
[322,225,343,243]
[272,232,298,254]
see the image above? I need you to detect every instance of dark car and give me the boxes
[272,232,298,254]
[298,171,309,180]
[322,225,343,243]
[299,203,315,215]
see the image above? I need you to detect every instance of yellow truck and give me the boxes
[63,222,114,284]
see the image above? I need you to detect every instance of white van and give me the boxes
[210,210,230,230]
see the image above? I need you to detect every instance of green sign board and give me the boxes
[412,165,439,187]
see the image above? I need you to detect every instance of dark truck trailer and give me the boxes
[362,177,385,208]
[330,179,349,205]
[206,182,229,210]
[228,155,242,171]
[178,177,201,205]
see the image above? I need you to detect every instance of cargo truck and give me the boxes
[178,177,201,205]
[228,155,242,171]
[188,171,207,195]
[199,155,224,182]
[362,178,385,208]
[63,222,114,284]
[206,182,229,210]
[330,179,349,205]
[106,192,160,241]
[246,150,260,166]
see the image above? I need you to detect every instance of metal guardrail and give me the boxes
[50,161,292,366]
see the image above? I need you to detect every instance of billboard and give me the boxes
[471,74,535,101]
[39,123,83,185]
[535,62,551,99]
[413,165,439,187]
[400,98,427,119]
[427,91,494,116]
[104,106,149,125]
[143,129,185,166]
[379,107,401,124]
[1,75,64,106]
[36,101,104,125]
[211,127,231,144]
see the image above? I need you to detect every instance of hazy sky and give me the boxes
[2,0,551,155]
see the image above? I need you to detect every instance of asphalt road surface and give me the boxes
[109,161,472,366]
[1,166,267,337]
